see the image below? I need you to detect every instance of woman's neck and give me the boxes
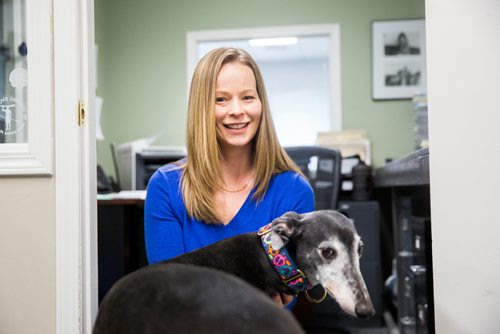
[219,146,254,181]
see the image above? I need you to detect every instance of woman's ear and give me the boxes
[270,211,302,250]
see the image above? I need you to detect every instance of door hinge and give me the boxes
[77,100,86,126]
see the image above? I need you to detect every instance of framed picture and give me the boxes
[372,19,426,100]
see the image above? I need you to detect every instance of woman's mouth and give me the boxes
[223,122,249,130]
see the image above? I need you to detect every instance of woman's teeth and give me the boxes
[225,123,248,130]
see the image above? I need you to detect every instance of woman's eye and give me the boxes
[215,97,226,103]
[321,247,336,260]
[243,95,255,100]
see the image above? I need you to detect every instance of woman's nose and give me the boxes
[229,99,244,115]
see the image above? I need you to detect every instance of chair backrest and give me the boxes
[284,146,342,210]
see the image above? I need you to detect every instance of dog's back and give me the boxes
[93,263,304,334]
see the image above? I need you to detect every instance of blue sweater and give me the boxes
[144,164,315,265]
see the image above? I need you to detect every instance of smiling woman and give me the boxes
[187,24,342,146]
[214,62,262,153]
[144,47,315,307]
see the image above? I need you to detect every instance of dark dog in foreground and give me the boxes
[93,263,304,334]
[93,210,374,333]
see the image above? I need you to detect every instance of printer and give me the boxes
[115,139,186,190]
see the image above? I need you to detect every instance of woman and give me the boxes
[145,47,314,305]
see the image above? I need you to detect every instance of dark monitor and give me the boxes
[110,142,122,192]
[135,150,185,190]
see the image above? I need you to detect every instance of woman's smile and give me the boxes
[223,122,250,131]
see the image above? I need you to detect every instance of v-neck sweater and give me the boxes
[144,163,315,265]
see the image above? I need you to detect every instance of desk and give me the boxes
[374,148,434,333]
[98,193,148,302]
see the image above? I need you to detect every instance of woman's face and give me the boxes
[214,62,262,152]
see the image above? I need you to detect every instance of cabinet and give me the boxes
[374,148,434,333]
[98,199,147,302]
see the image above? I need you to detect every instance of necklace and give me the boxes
[221,173,254,193]
[221,183,249,193]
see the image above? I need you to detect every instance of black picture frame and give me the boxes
[372,19,427,100]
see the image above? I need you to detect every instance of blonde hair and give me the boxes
[181,47,300,224]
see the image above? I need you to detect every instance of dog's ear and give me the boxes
[270,211,302,250]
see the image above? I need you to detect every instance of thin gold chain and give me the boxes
[221,172,254,193]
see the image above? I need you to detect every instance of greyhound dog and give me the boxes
[93,210,374,333]
[93,263,305,334]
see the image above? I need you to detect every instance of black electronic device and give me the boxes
[97,165,113,194]
[135,150,185,190]
[110,142,122,192]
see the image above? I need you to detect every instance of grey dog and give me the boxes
[93,210,374,333]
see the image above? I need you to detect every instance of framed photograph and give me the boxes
[372,19,426,100]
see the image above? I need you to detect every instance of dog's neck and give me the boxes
[257,223,312,293]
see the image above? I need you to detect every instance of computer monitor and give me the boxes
[113,139,186,190]
[110,142,121,191]
[135,147,186,190]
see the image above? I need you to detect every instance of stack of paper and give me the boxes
[413,95,429,149]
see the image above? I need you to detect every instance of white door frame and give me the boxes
[54,0,97,333]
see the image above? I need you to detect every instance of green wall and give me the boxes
[95,0,425,176]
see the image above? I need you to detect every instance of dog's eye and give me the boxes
[321,247,336,260]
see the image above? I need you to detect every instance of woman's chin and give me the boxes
[219,138,253,151]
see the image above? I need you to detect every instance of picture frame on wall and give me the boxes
[372,19,427,100]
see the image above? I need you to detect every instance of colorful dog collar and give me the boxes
[258,223,312,293]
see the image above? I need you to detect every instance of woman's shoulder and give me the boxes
[273,170,307,182]
[149,162,184,185]
[146,162,185,206]
[271,170,312,190]
[263,170,315,213]
[157,162,184,174]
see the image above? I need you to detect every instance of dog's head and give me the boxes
[270,210,375,319]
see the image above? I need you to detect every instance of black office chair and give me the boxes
[284,146,342,210]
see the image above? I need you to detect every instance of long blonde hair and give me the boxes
[181,47,300,224]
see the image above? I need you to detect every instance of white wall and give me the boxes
[0,178,56,334]
[426,0,500,332]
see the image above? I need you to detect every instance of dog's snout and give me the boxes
[355,302,375,319]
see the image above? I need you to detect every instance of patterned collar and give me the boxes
[258,223,312,293]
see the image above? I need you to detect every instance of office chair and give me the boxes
[284,146,342,210]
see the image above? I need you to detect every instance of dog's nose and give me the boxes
[355,302,375,319]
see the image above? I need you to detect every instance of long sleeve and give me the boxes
[144,169,185,264]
